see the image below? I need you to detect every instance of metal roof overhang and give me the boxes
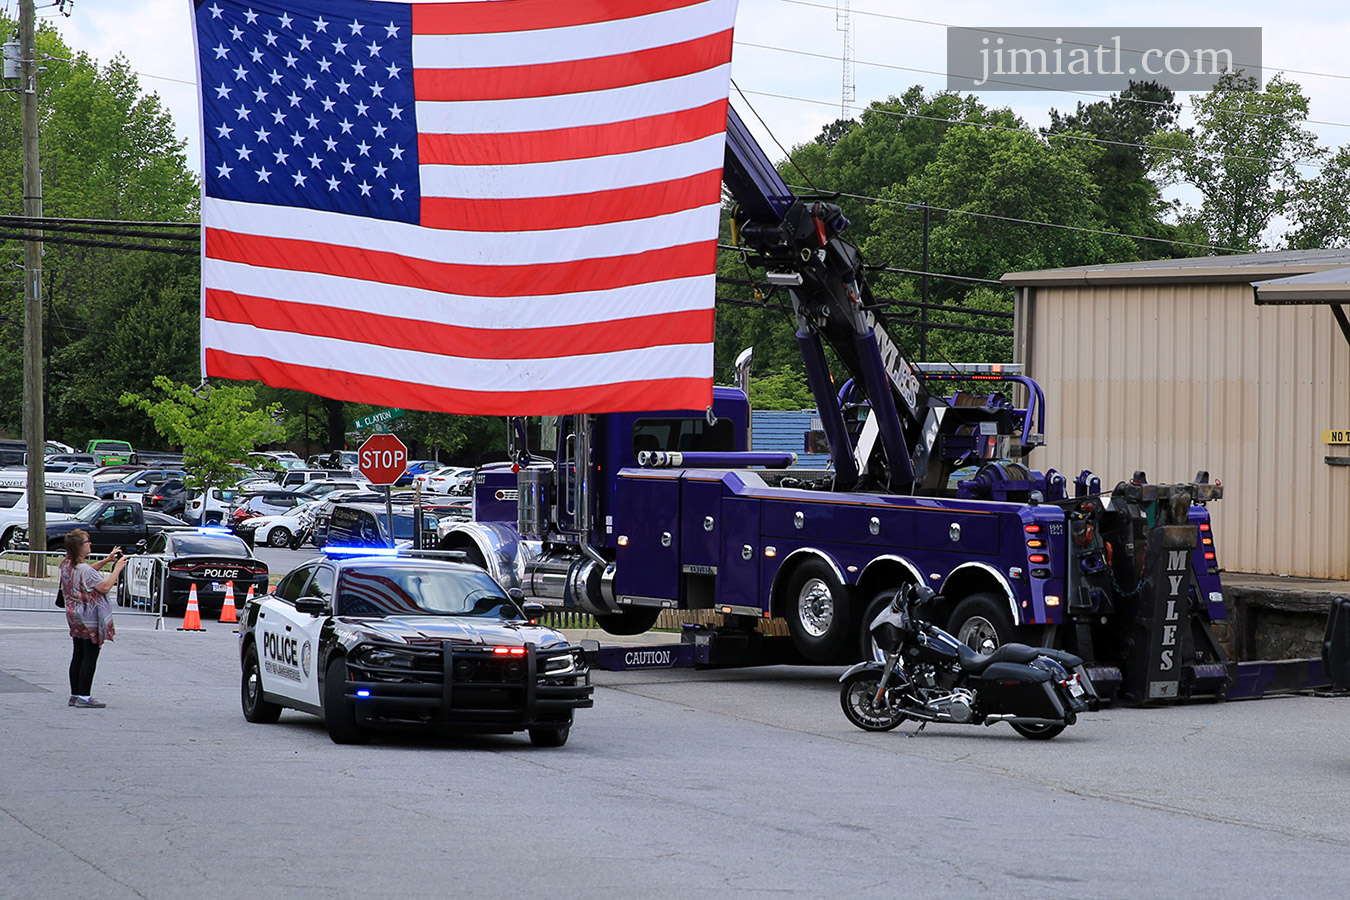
[1252,266,1350,347]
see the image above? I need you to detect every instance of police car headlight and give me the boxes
[356,646,417,668]
[542,651,578,676]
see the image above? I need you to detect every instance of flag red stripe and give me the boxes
[414,31,732,102]
[419,170,723,232]
[204,290,714,359]
[413,0,709,35]
[418,101,728,166]
[205,230,718,297]
[205,349,714,416]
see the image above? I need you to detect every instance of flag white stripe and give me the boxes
[203,320,713,387]
[410,0,736,70]
[414,65,730,135]
[418,134,723,200]
[204,259,714,328]
[203,197,719,265]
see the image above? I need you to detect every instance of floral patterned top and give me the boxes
[61,559,116,646]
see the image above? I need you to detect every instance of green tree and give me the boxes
[747,366,816,411]
[120,378,283,495]
[0,18,199,446]
[1151,72,1322,251]
[1046,81,1186,255]
[1286,146,1350,249]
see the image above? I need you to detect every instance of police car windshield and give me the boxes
[335,566,520,619]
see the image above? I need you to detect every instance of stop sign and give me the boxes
[357,434,408,485]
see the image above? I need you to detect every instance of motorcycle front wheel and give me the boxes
[840,670,908,732]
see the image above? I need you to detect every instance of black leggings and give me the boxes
[69,638,101,696]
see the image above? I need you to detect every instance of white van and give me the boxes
[0,488,98,549]
[0,469,96,495]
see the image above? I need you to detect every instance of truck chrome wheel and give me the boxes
[797,577,835,637]
[784,560,852,663]
[957,615,1000,654]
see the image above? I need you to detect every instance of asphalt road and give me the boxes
[1,604,1347,900]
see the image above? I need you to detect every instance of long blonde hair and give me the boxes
[64,529,89,564]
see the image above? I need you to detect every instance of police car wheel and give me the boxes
[241,644,282,724]
[528,723,570,747]
[323,657,370,745]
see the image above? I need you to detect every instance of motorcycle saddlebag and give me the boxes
[974,662,1068,721]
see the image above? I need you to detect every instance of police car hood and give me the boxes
[347,616,568,648]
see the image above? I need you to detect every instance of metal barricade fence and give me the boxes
[0,550,160,617]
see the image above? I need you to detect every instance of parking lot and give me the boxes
[2,600,1348,899]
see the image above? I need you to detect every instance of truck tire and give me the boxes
[594,609,661,636]
[323,657,370,745]
[0,527,14,551]
[784,559,852,663]
[241,644,282,724]
[858,588,903,661]
[949,593,1020,655]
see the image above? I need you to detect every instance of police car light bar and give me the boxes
[196,525,232,534]
[322,545,402,558]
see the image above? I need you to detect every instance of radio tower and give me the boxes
[836,0,855,118]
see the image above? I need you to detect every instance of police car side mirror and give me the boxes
[508,587,525,602]
[521,600,545,618]
[294,597,329,617]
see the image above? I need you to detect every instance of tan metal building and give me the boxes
[1005,248,1350,580]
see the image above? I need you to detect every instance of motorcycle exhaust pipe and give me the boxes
[982,715,1067,727]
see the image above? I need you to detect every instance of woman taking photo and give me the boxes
[60,529,127,708]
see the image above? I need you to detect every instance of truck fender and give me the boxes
[940,562,1019,623]
[857,554,924,594]
[769,548,849,617]
[437,521,527,589]
[839,660,886,682]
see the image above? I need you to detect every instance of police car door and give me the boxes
[285,563,334,709]
[257,564,322,709]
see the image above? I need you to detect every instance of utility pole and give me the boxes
[20,0,47,562]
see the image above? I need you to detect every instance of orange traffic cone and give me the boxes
[178,583,205,632]
[219,580,238,623]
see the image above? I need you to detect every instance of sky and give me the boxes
[21,0,1350,232]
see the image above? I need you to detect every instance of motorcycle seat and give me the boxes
[956,642,1042,673]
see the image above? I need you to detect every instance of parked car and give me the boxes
[142,479,189,518]
[185,486,242,526]
[396,459,441,487]
[228,489,309,530]
[13,499,190,555]
[294,479,371,500]
[118,529,268,615]
[46,453,98,467]
[423,466,472,494]
[235,499,322,548]
[44,462,97,474]
[326,501,439,549]
[277,468,357,488]
[85,440,136,466]
[308,450,359,470]
[0,488,98,549]
[105,468,188,501]
[305,490,391,548]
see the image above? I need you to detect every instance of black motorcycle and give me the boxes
[840,585,1098,739]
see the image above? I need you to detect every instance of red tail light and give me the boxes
[492,647,526,656]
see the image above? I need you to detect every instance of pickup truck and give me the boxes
[13,499,192,555]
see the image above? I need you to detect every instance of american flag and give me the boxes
[192,0,737,414]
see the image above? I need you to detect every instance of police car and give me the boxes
[118,529,269,615]
[238,551,593,746]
